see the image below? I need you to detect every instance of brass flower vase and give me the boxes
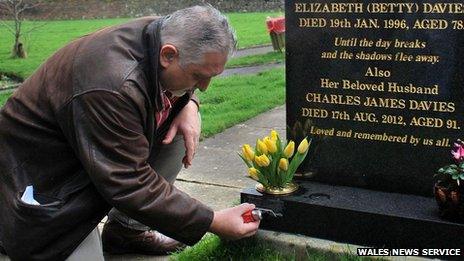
[256,182,299,195]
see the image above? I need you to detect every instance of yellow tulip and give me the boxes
[257,139,268,154]
[248,167,260,180]
[254,154,270,167]
[264,137,277,153]
[278,158,288,171]
[297,138,309,154]
[270,130,279,141]
[283,141,295,158]
[242,144,255,161]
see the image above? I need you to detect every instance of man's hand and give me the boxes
[163,100,200,168]
[209,203,261,240]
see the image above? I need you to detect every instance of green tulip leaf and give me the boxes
[238,153,252,168]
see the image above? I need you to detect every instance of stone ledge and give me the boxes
[255,229,431,261]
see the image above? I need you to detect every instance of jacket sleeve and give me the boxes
[64,85,213,245]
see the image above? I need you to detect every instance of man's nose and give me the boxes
[196,78,211,92]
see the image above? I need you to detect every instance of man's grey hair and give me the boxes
[160,5,237,67]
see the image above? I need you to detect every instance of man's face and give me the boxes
[159,49,227,96]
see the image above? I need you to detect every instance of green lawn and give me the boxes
[171,234,294,261]
[227,12,283,49]
[0,12,282,79]
[171,234,378,261]
[227,51,285,68]
[0,19,129,79]
[0,90,13,106]
[198,68,284,138]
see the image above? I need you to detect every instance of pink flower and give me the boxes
[451,142,464,161]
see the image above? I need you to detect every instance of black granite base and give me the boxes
[241,181,464,250]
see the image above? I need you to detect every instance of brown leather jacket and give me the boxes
[0,17,213,260]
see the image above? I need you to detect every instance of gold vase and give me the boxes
[255,182,299,195]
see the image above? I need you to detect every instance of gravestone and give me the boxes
[242,0,464,251]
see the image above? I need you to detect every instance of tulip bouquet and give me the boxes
[239,130,310,191]
[437,140,464,187]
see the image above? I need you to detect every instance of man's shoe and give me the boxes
[101,220,186,255]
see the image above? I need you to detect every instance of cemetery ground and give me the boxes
[0,12,281,80]
[0,11,286,139]
[226,51,284,68]
[172,234,375,261]
[0,11,389,261]
[0,90,11,106]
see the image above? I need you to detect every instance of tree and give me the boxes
[0,0,46,58]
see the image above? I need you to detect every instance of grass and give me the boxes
[228,12,283,49]
[0,12,282,80]
[171,234,295,261]
[171,234,379,261]
[227,51,285,68]
[0,90,13,106]
[198,68,285,138]
[0,18,130,79]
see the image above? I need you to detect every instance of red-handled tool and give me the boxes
[242,208,283,223]
[242,209,262,223]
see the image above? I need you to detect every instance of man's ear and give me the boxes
[159,44,179,68]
